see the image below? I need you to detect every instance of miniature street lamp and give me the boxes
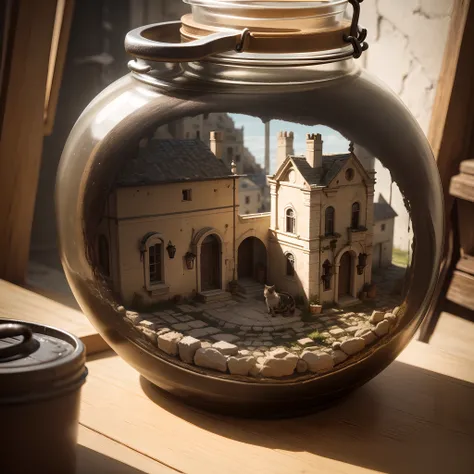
[57,0,443,417]
[184,252,196,270]
[166,241,177,259]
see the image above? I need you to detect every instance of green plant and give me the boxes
[307,331,325,343]
[309,295,320,305]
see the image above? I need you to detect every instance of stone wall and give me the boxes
[361,0,453,252]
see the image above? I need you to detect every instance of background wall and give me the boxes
[361,0,454,254]
[29,0,454,278]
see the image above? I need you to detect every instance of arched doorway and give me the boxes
[200,234,221,291]
[238,237,267,283]
[338,251,352,297]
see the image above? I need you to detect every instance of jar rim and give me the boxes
[184,0,348,9]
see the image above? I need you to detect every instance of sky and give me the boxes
[230,114,350,173]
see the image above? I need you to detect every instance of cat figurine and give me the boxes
[263,285,296,317]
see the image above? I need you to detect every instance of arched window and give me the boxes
[351,202,360,229]
[286,208,296,233]
[149,241,163,283]
[98,235,110,277]
[285,253,295,276]
[325,206,335,236]
[141,233,165,289]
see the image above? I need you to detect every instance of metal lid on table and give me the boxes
[0,319,87,404]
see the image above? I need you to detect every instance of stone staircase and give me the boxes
[337,295,360,308]
[197,289,233,304]
[236,279,265,300]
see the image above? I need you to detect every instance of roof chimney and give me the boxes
[277,131,294,170]
[209,131,224,159]
[306,133,323,168]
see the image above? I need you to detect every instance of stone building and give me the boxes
[372,196,398,269]
[98,131,386,309]
[154,114,266,213]
[267,133,375,305]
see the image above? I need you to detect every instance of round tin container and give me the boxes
[0,319,87,474]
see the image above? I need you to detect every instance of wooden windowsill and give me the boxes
[0,279,107,355]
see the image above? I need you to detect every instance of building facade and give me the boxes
[98,132,386,308]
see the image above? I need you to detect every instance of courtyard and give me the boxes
[125,265,406,379]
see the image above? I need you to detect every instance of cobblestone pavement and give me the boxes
[124,265,406,378]
[132,264,406,359]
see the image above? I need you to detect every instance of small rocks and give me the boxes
[296,359,308,373]
[260,348,298,377]
[346,326,361,335]
[249,363,262,377]
[194,348,228,372]
[212,341,238,356]
[384,313,397,325]
[369,310,385,325]
[302,351,334,372]
[356,328,377,345]
[297,337,314,347]
[329,328,345,337]
[126,311,142,325]
[228,355,256,376]
[139,327,157,345]
[332,341,342,350]
[332,350,348,365]
[374,320,390,337]
[340,337,365,356]
[178,336,201,363]
[238,349,251,356]
[158,331,183,356]
[156,327,171,336]
[139,319,160,330]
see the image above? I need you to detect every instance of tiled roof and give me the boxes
[117,139,233,187]
[374,201,398,221]
[288,153,350,186]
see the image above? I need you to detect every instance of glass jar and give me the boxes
[57,0,443,417]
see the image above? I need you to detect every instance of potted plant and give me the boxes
[309,295,322,314]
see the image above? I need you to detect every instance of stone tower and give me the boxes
[276,131,294,169]
[305,133,323,168]
[209,131,224,160]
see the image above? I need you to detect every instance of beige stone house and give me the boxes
[97,132,382,308]
[372,196,398,269]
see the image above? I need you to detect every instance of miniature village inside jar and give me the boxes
[57,0,443,415]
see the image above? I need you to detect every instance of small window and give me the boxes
[258,194,261,202]
[185,132,190,138]
[351,202,360,229]
[245,196,250,204]
[286,253,295,276]
[182,189,192,201]
[286,208,296,233]
[227,147,233,162]
[381,223,386,231]
[235,154,241,163]
[196,130,200,139]
[345,168,355,181]
[98,235,110,277]
[325,206,335,236]
[149,243,163,283]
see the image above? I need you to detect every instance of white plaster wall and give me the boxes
[361,0,453,252]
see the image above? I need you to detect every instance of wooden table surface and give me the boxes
[75,341,474,474]
[2,280,473,474]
